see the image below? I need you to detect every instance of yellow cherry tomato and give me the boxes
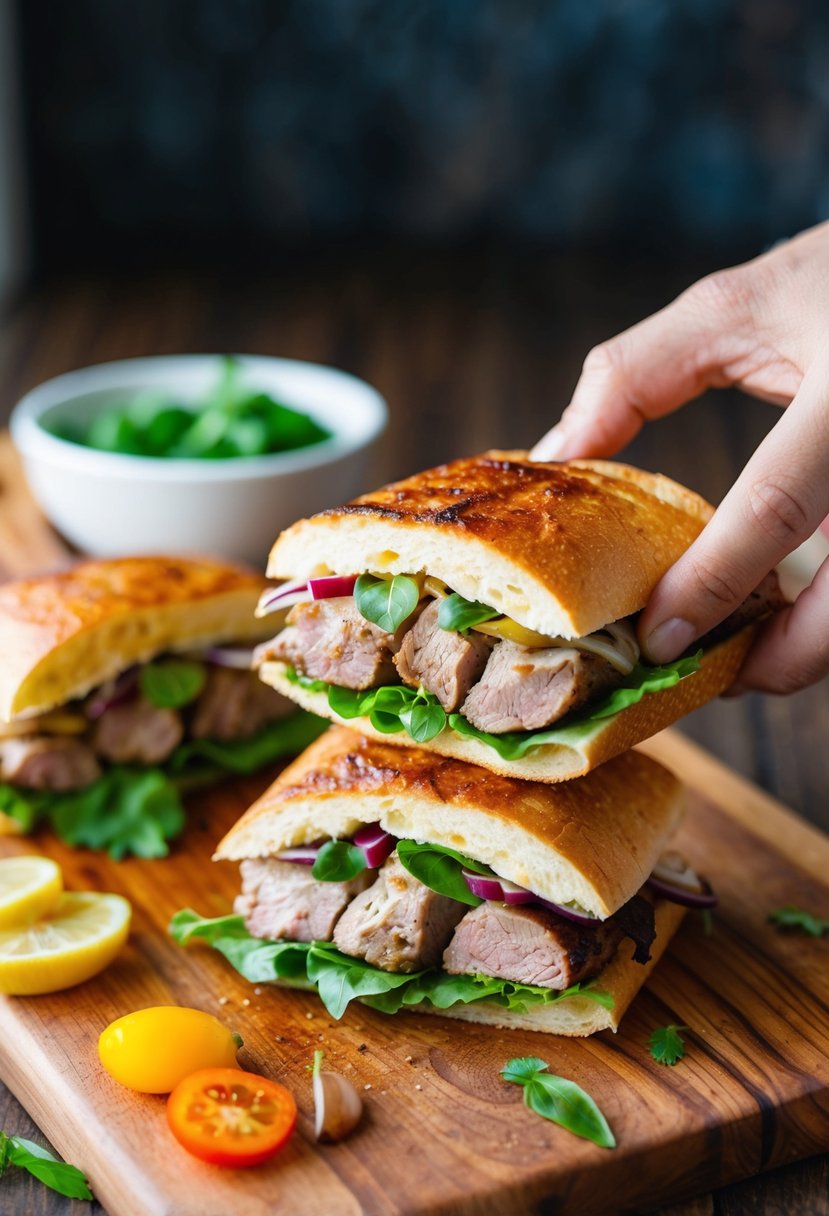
[98,1006,241,1094]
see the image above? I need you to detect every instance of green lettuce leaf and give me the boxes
[170,910,311,984]
[283,651,701,760]
[170,912,614,1019]
[0,712,325,860]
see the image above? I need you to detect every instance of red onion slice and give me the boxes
[310,575,358,600]
[257,579,311,615]
[461,868,600,922]
[646,875,718,908]
[462,868,534,904]
[86,667,140,719]
[353,824,396,868]
[275,844,323,865]
[200,645,255,670]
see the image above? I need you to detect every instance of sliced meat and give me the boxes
[92,696,183,765]
[269,598,400,689]
[394,598,493,711]
[334,854,466,972]
[236,858,374,943]
[443,902,623,990]
[461,640,619,733]
[190,667,294,742]
[0,736,101,792]
[702,569,786,647]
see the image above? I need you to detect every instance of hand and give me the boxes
[531,221,829,695]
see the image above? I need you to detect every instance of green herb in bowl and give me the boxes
[50,357,331,459]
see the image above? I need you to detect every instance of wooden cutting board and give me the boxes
[0,730,828,1216]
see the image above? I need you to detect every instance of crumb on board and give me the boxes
[306,1011,314,1020]
[242,998,251,1007]
[364,1084,372,1091]
[415,1084,423,1091]
[404,1055,413,1064]
[218,996,229,1006]
[357,1043,367,1053]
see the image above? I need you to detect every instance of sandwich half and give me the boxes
[254,453,783,782]
[0,556,325,856]
[173,727,713,1036]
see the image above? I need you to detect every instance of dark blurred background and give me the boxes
[11,0,829,273]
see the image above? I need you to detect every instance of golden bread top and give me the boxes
[267,452,714,637]
[216,726,684,917]
[0,556,269,720]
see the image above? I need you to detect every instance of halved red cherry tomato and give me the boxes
[167,1067,297,1167]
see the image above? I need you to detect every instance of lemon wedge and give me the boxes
[0,891,131,995]
[0,856,63,929]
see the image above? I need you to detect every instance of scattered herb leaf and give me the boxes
[354,574,420,632]
[769,906,829,938]
[649,1024,688,1066]
[0,1131,92,1201]
[501,1058,616,1148]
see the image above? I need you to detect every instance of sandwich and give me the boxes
[173,727,714,1036]
[253,452,783,782]
[0,556,325,857]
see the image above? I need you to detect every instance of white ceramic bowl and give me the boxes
[10,355,388,568]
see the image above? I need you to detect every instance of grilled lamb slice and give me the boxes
[190,667,294,742]
[0,736,101,792]
[269,598,400,690]
[461,640,619,733]
[236,858,374,943]
[92,697,183,765]
[334,854,466,973]
[394,598,493,712]
[443,902,623,990]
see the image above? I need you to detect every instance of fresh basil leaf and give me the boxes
[501,1058,616,1148]
[311,840,367,882]
[170,910,311,984]
[437,593,499,634]
[396,839,489,906]
[649,1024,688,1066]
[3,1133,93,1200]
[398,697,446,742]
[284,668,329,693]
[0,783,49,834]
[167,711,327,776]
[354,574,420,632]
[768,906,829,937]
[139,660,206,709]
[307,943,418,1019]
[587,652,703,720]
[327,683,373,719]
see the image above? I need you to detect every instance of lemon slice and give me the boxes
[0,891,131,995]
[0,856,63,929]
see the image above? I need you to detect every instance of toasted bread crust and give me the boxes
[215,726,683,918]
[0,556,272,720]
[257,628,752,783]
[267,452,714,638]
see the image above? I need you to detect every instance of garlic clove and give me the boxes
[313,1067,363,1142]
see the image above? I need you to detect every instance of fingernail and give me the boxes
[531,426,569,461]
[643,617,697,663]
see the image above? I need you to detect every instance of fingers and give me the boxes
[639,358,829,663]
[729,553,829,695]
[531,268,757,460]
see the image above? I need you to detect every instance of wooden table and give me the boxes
[0,249,827,1215]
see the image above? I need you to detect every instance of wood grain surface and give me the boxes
[0,731,828,1216]
[0,255,827,1214]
